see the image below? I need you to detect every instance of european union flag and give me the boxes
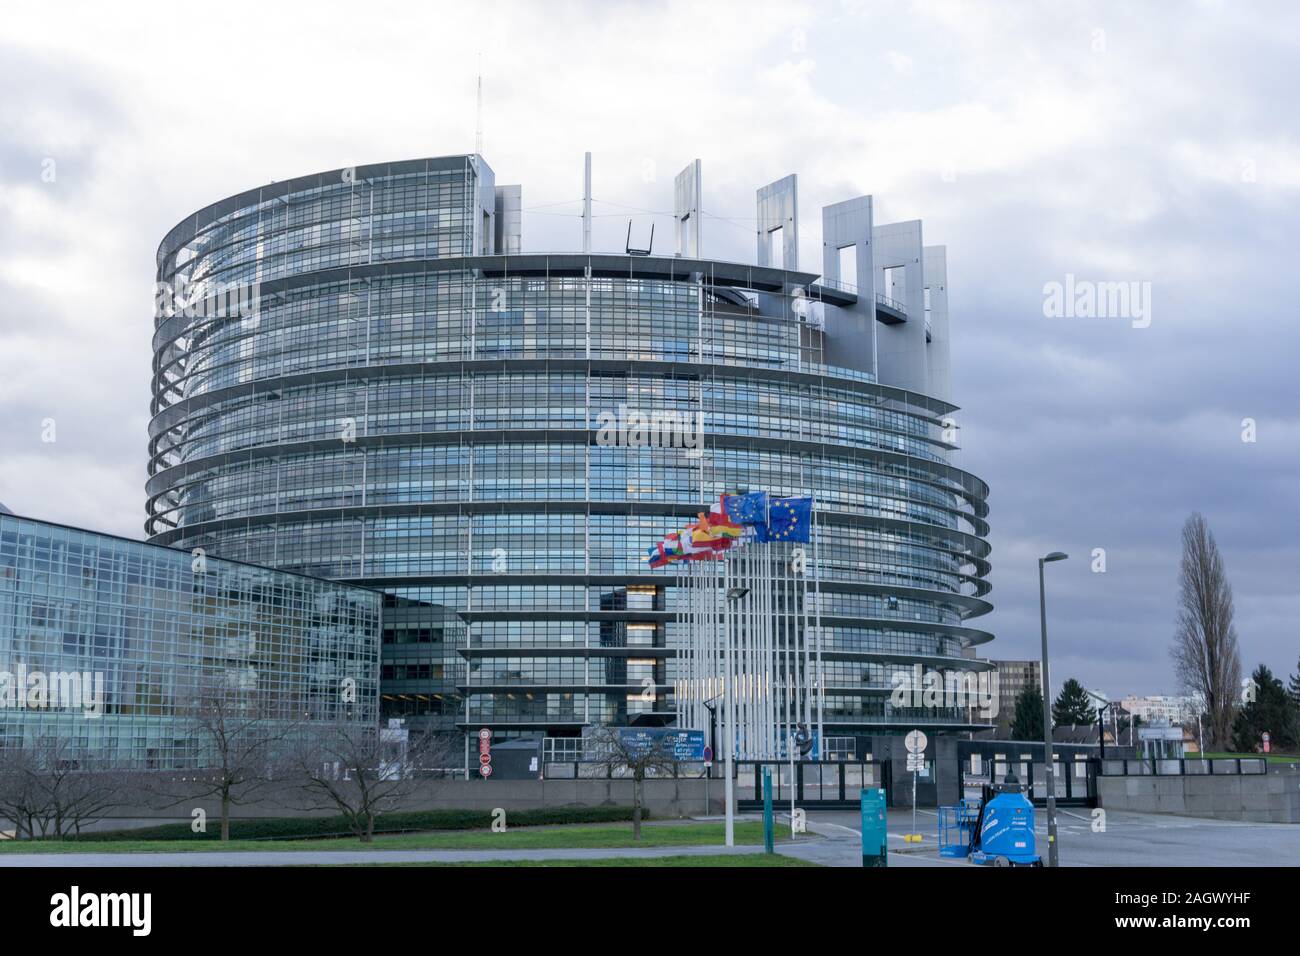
[723,491,769,526]
[758,497,812,542]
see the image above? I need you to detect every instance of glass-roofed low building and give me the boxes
[0,510,381,768]
[144,154,996,755]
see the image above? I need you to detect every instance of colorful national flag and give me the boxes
[694,503,743,542]
[646,541,677,568]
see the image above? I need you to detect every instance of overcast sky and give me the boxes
[1,0,1296,700]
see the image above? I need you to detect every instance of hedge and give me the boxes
[60,805,649,842]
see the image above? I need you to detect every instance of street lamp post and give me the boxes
[701,693,721,818]
[1038,551,1068,868]
[701,694,720,780]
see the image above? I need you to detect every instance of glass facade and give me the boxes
[148,154,994,743]
[0,514,381,768]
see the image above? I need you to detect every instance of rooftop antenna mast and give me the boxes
[475,53,483,155]
[583,151,592,253]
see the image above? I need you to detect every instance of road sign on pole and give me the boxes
[904,729,926,843]
[478,727,492,778]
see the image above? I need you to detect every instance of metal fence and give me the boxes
[1099,757,1268,776]
[541,760,710,779]
[736,760,890,810]
[959,756,1097,808]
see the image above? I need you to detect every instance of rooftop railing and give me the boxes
[875,292,907,314]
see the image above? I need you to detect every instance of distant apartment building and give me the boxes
[1120,694,1197,726]
[991,659,1042,707]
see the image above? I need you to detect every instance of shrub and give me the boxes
[61,805,648,842]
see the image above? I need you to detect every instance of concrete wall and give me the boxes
[872,220,929,395]
[820,195,877,376]
[922,245,951,405]
[1097,767,1300,823]
[755,174,798,269]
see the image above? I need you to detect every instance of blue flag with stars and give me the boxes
[723,491,769,526]
[756,497,812,542]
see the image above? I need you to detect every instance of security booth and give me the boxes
[1137,724,1186,760]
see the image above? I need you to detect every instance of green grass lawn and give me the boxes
[323,853,820,868]
[0,820,794,854]
[1197,752,1299,764]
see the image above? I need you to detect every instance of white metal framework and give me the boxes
[672,532,824,760]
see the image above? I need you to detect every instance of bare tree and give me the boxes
[280,720,456,843]
[0,738,136,840]
[1171,513,1242,750]
[585,725,681,841]
[0,746,43,839]
[146,681,301,841]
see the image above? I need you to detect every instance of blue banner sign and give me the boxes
[615,728,706,761]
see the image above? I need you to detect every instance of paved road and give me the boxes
[797,807,1300,867]
[0,842,771,867]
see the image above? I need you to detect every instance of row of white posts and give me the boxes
[671,533,825,843]
[673,540,825,758]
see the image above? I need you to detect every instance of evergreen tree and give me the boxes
[1010,685,1044,741]
[1052,678,1096,727]
[1231,664,1300,753]
[1288,656,1300,710]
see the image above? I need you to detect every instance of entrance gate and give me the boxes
[736,760,891,810]
[958,755,1097,808]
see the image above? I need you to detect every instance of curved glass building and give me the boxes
[147,155,994,748]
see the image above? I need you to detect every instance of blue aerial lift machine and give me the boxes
[938,776,1042,867]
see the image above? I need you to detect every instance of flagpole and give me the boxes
[757,537,766,758]
[812,494,824,750]
[745,515,753,759]
[783,537,793,751]
[694,557,700,734]
[723,548,735,846]
[795,522,806,733]
[759,538,769,754]
[681,561,691,723]
[684,558,692,735]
